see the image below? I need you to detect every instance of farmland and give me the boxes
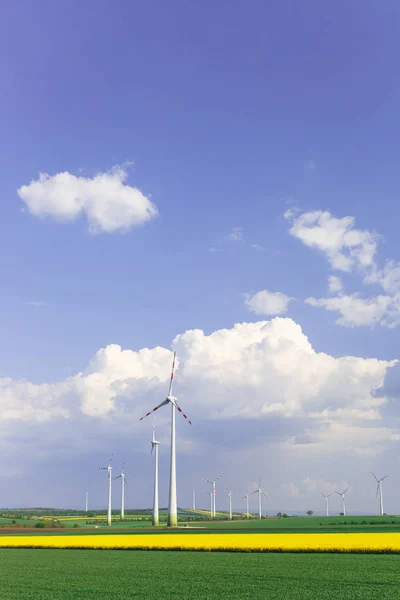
[1,549,400,599]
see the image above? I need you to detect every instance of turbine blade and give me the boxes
[168,351,176,397]
[370,471,379,482]
[216,473,224,481]
[380,475,389,482]
[174,400,192,425]
[138,398,169,422]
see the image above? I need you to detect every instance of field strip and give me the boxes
[0,533,400,552]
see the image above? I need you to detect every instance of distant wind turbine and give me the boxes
[371,472,388,516]
[202,474,223,518]
[114,463,127,520]
[243,493,250,519]
[225,487,239,520]
[321,492,333,517]
[85,492,88,513]
[139,351,192,527]
[335,487,350,516]
[251,480,267,519]
[151,424,160,526]
[99,457,113,526]
[206,491,213,517]
[192,489,196,511]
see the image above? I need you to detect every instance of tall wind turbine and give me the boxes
[114,463,127,520]
[192,489,196,511]
[202,474,223,518]
[99,457,113,526]
[321,492,333,517]
[243,493,250,519]
[251,480,266,519]
[151,424,160,526]
[85,492,88,513]
[225,487,239,520]
[139,351,192,527]
[371,472,388,516]
[335,487,350,516]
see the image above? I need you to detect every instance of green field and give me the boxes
[0,548,399,599]
[3,514,400,536]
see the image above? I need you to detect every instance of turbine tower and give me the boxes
[251,480,266,519]
[206,491,213,516]
[192,489,196,511]
[335,487,350,516]
[371,472,388,516]
[114,463,127,520]
[85,492,88,513]
[151,424,160,526]
[243,493,250,519]
[99,457,113,526]
[321,492,333,517]
[202,474,223,518]
[225,487,239,520]
[139,351,192,527]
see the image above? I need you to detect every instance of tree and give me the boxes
[276,512,282,518]
[306,510,313,516]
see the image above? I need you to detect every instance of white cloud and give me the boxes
[25,301,47,308]
[306,159,316,170]
[17,165,158,234]
[1,318,394,437]
[208,246,223,253]
[285,210,378,273]
[328,276,343,294]
[306,294,400,328]
[227,227,244,241]
[286,209,400,327]
[251,243,264,251]
[244,290,291,316]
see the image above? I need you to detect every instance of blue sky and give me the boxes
[0,0,400,514]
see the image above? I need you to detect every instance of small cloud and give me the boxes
[251,243,264,251]
[306,159,316,170]
[227,227,244,242]
[209,246,223,253]
[328,276,343,294]
[244,290,291,316]
[25,301,47,308]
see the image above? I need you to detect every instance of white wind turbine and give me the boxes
[321,492,333,517]
[371,472,388,516]
[251,480,266,519]
[202,474,223,518]
[192,489,196,511]
[85,492,88,513]
[114,463,127,520]
[139,351,192,527]
[243,493,250,519]
[225,487,239,520]
[335,487,350,516]
[151,424,160,526]
[206,491,213,517]
[99,457,113,526]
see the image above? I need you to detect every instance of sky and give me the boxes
[1,0,400,515]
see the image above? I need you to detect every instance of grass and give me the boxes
[0,549,400,599]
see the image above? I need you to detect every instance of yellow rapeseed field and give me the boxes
[0,533,399,553]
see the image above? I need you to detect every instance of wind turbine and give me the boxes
[202,474,223,518]
[85,492,88,513]
[99,457,113,526]
[151,424,160,526]
[192,489,196,511]
[206,491,213,517]
[243,493,250,519]
[335,487,350,516]
[251,480,266,519]
[321,492,333,517]
[114,463,127,520]
[139,351,192,527]
[371,472,388,516]
[225,487,239,520]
